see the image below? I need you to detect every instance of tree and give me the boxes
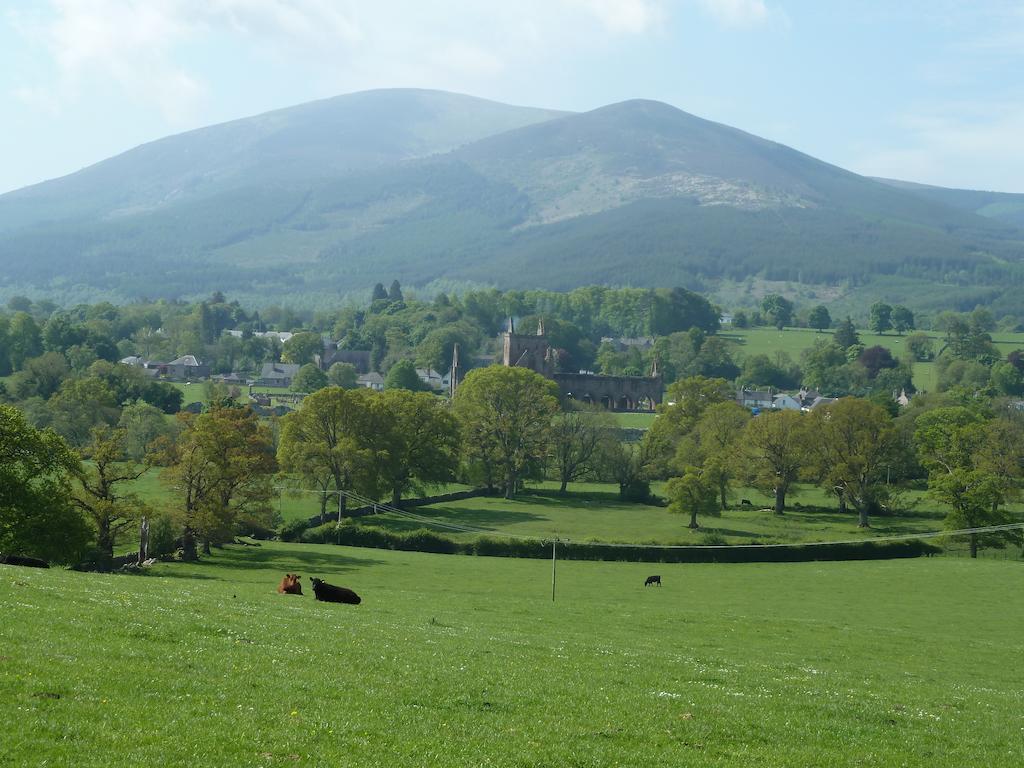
[118,400,174,461]
[643,376,732,478]
[810,398,899,527]
[11,352,69,399]
[388,280,404,303]
[292,363,329,393]
[676,401,750,510]
[371,283,388,302]
[7,312,42,370]
[666,468,719,529]
[761,295,794,330]
[905,332,934,362]
[869,302,893,335]
[281,332,323,365]
[278,388,380,522]
[913,406,1020,557]
[327,362,359,389]
[384,359,428,391]
[739,410,810,514]
[891,306,915,335]
[0,404,90,564]
[857,346,898,379]
[366,390,460,506]
[453,366,560,499]
[833,317,860,349]
[160,402,276,559]
[808,305,831,332]
[550,407,616,493]
[596,439,654,502]
[72,426,148,568]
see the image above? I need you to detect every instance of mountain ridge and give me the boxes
[2,88,1023,313]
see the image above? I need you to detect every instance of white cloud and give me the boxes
[855,103,1024,192]
[696,0,769,27]
[13,0,364,122]
[563,0,667,34]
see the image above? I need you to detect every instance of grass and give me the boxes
[3,541,1023,766]
[357,481,963,547]
[725,326,1024,394]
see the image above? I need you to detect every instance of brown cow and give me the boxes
[277,573,303,595]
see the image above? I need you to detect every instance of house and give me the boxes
[213,372,248,386]
[416,368,445,390]
[895,389,911,407]
[797,388,824,409]
[772,393,802,411]
[738,389,774,410]
[162,355,210,381]
[259,363,301,388]
[120,355,145,367]
[600,336,655,351]
[357,372,384,391]
[808,396,837,410]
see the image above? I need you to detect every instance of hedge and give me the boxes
[296,522,940,563]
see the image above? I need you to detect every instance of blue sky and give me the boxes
[3,0,1024,194]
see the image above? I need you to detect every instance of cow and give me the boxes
[644,575,662,587]
[311,577,361,605]
[740,499,753,507]
[277,573,303,595]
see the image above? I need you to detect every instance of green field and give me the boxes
[3,542,1023,766]
[724,326,1024,394]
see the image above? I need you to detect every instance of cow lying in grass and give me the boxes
[277,573,303,595]
[311,578,361,605]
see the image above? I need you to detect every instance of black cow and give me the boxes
[740,499,753,507]
[311,577,361,605]
[644,575,662,587]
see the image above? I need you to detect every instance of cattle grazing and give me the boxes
[311,577,361,605]
[277,573,303,595]
[739,499,753,507]
[644,575,662,587]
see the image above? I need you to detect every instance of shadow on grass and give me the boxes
[372,505,545,532]
[147,545,385,580]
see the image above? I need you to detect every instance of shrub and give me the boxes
[279,518,310,542]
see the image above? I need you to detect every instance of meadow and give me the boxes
[3,541,1023,766]
[722,326,1024,393]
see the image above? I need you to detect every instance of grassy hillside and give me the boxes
[3,543,1023,765]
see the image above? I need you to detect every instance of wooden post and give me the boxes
[551,539,557,602]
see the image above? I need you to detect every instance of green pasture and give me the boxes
[3,542,1023,766]
[614,411,657,429]
[357,481,962,547]
[725,326,1024,394]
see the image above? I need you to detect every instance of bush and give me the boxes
[279,518,310,542]
[148,513,178,557]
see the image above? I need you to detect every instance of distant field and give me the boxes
[3,542,1023,766]
[614,411,657,428]
[723,326,1024,393]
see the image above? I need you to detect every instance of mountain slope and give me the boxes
[874,177,1024,228]
[2,92,1024,310]
[0,89,565,231]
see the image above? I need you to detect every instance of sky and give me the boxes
[3,0,1024,194]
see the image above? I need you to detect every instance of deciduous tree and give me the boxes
[453,367,560,499]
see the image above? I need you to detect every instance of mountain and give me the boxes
[2,90,1024,312]
[873,178,1024,229]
